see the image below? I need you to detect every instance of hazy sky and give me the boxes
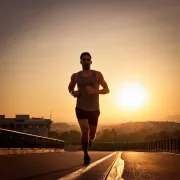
[0,0,180,124]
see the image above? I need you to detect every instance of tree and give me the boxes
[48,130,60,139]
[59,130,81,144]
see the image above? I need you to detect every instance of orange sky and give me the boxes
[0,1,180,124]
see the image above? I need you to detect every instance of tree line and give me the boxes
[49,128,180,145]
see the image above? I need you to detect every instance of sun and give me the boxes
[117,82,148,111]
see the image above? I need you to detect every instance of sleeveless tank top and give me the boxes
[76,70,100,111]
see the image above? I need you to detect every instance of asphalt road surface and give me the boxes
[122,152,180,180]
[0,151,180,180]
[0,151,117,180]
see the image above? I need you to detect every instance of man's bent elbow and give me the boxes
[68,86,74,94]
[106,88,110,94]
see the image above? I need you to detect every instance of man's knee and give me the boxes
[89,124,97,140]
[89,132,96,140]
[81,127,88,134]
[81,129,89,141]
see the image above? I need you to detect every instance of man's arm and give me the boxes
[96,72,110,94]
[68,73,77,95]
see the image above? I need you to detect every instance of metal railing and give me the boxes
[0,128,64,149]
[91,138,180,152]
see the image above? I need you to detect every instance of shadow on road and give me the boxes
[19,164,84,180]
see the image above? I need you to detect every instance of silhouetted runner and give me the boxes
[68,52,110,164]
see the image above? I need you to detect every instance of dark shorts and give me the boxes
[75,107,100,126]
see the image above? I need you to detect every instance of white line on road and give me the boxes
[106,152,124,180]
[57,152,117,180]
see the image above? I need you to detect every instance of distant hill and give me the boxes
[50,122,79,132]
[98,121,180,134]
[50,121,180,142]
[50,121,180,135]
[96,121,180,142]
[163,114,180,123]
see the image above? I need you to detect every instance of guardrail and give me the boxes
[91,138,180,152]
[0,128,64,149]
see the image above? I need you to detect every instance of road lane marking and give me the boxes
[102,152,121,180]
[57,152,117,180]
[106,152,124,180]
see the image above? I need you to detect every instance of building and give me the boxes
[0,115,52,137]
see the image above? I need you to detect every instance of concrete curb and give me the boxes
[0,148,64,155]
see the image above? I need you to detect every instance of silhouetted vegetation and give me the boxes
[95,129,180,142]
[49,121,180,145]
[49,130,81,145]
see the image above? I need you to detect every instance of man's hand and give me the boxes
[86,86,97,95]
[72,91,80,98]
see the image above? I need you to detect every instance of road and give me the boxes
[0,151,180,180]
[122,152,180,180]
[0,151,117,180]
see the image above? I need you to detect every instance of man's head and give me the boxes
[80,52,92,70]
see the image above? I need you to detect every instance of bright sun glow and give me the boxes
[117,82,148,110]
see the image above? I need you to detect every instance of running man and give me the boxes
[68,52,110,164]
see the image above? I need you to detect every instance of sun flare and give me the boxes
[117,82,148,110]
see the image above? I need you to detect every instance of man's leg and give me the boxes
[78,119,89,156]
[88,110,100,146]
[89,124,97,139]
